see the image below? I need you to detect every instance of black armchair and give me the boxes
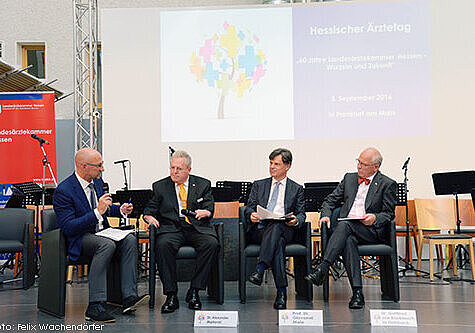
[238,206,312,303]
[148,223,224,308]
[321,207,399,302]
[0,208,35,289]
[37,209,122,318]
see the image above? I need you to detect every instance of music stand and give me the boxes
[112,189,153,277]
[211,186,235,202]
[216,181,252,203]
[432,171,475,234]
[432,171,475,270]
[303,182,339,212]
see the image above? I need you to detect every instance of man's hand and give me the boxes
[195,209,211,220]
[250,212,260,223]
[319,216,330,229]
[120,203,133,215]
[285,215,298,227]
[361,213,376,226]
[143,214,160,228]
[97,193,113,215]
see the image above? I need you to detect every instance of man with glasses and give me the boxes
[53,148,149,323]
[305,147,397,309]
[143,150,219,313]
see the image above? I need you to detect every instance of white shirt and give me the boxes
[347,174,375,218]
[267,177,287,216]
[75,172,104,230]
[174,178,189,218]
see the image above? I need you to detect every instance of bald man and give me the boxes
[53,148,148,323]
[305,148,397,309]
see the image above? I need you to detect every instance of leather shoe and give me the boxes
[122,294,150,314]
[161,294,179,313]
[85,303,115,323]
[273,290,287,310]
[186,288,202,310]
[304,264,326,286]
[248,271,264,286]
[348,289,365,309]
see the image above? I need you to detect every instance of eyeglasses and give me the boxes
[356,159,375,167]
[86,161,104,168]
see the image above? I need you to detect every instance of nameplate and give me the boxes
[370,310,417,327]
[194,311,239,327]
[279,310,323,326]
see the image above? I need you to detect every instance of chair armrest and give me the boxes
[213,223,224,252]
[149,225,157,255]
[389,220,396,249]
[321,221,329,255]
[238,222,246,256]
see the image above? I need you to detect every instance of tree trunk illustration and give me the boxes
[217,93,225,119]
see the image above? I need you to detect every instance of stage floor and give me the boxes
[0,262,474,332]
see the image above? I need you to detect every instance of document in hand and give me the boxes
[337,217,364,222]
[96,228,135,242]
[257,205,293,221]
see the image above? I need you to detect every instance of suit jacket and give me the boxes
[143,175,216,237]
[244,177,306,233]
[53,174,121,261]
[321,171,397,239]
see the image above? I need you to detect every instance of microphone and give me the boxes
[181,209,196,217]
[31,134,50,145]
[114,159,129,164]
[402,157,410,170]
[169,146,175,154]
[102,182,110,214]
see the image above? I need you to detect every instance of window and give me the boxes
[21,44,45,79]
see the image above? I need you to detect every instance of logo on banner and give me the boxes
[198,314,206,323]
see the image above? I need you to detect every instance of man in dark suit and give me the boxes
[143,150,219,313]
[53,148,149,323]
[244,148,306,309]
[305,147,397,309]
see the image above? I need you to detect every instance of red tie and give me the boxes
[358,176,370,185]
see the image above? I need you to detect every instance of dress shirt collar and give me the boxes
[75,172,94,190]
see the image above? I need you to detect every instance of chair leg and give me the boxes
[412,229,419,260]
[468,241,475,280]
[416,241,423,276]
[239,256,247,304]
[452,244,458,276]
[429,242,434,281]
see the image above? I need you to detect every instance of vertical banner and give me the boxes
[0,92,57,184]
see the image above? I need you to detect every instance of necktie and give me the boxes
[178,184,191,224]
[88,183,99,232]
[88,183,97,209]
[267,181,281,212]
[358,176,370,185]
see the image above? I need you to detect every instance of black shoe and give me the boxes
[273,290,287,310]
[186,288,202,310]
[305,264,326,286]
[161,294,179,313]
[122,294,150,314]
[349,289,365,309]
[248,271,264,286]
[85,303,116,323]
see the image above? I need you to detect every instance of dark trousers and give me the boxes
[155,222,219,295]
[249,222,294,289]
[81,233,138,303]
[324,220,381,289]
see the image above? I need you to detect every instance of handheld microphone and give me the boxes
[181,209,196,217]
[114,159,129,164]
[31,134,50,145]
[402,157,410,170]
[102,182,110,214]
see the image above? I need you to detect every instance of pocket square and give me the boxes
[197,198,204,203]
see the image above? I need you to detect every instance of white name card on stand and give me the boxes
[370,310,417,327]
[194,311,239,327]
[278,310,323,326]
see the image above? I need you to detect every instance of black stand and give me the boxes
[432,171,475,270]
[397,167,429,277]
[112,189,153,278]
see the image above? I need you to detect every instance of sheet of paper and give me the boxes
[257,205,293,220]
[96,228,135,242]
[337,217,364,222]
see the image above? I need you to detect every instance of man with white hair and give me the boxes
[53,148,149,323]
[305,147,397,309]
[144,150,219,313]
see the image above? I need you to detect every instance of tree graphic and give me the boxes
[190,22,267,119]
